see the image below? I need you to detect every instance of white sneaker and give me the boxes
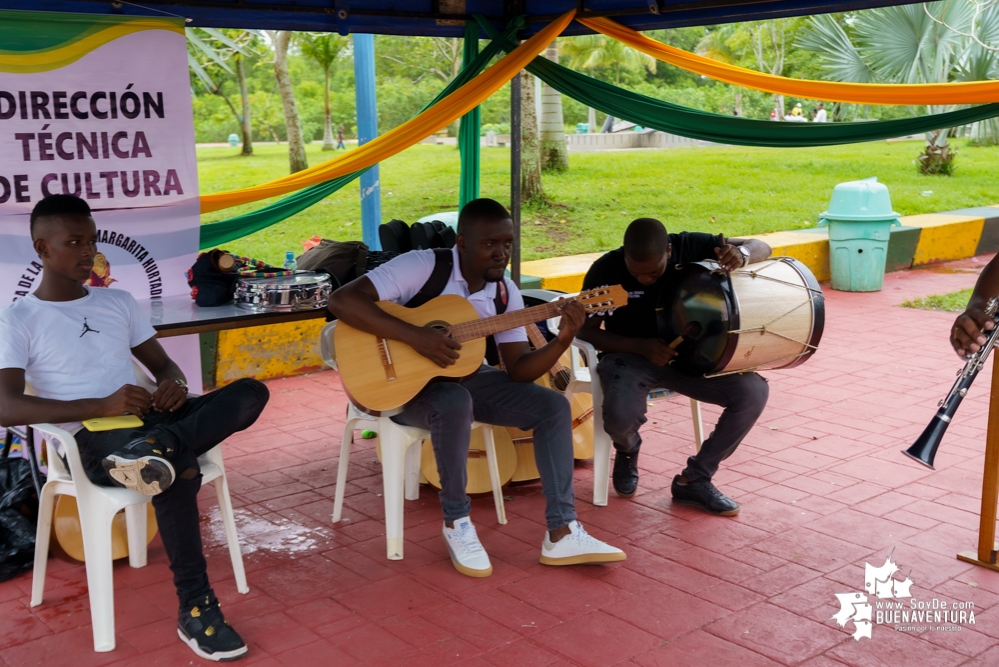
[540,520,627,566]
[442,517,493,578]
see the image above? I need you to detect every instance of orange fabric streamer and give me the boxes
[579,16,999,106]
[200,11,574,213]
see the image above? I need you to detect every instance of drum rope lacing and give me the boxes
[702,258,821,378]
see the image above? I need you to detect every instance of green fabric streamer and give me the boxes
[199,18,523,250]
[477,16,999,148]
[458,22,481,209]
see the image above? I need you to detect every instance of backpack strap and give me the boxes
[404,249,452,308]
[485,278,510,366]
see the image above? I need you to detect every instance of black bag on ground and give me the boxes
[410,220,455,250]
[0,457,39,581]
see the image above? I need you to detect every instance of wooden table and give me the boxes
[140,294,328,337]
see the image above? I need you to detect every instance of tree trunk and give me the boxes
[236,53,253,156]
[539,40,568,173]
[322,68,335,151]
[734,92,743,117]
[520,72,543,203]
[587,107,597,133]
[269,30,308,173]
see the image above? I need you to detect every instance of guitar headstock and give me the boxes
[576,285,628,315]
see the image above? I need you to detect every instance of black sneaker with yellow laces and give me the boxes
[177,595,248,662]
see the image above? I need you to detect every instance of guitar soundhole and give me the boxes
[552,369,571,393]
[425,320,451,334]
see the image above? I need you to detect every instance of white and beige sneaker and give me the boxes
[539,520,626,566]
[442,517,493,578]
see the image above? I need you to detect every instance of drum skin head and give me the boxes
[658,262,739,375]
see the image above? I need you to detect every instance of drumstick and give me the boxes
[668,322,702,349]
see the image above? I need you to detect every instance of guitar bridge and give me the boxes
[378,338,397,381]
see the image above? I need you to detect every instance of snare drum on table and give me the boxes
[235,272,333,312]
[657,257,825,377]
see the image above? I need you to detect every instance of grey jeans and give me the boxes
[596,352,768,481]
[392,366,577,530]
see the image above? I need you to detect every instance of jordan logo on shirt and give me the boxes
[80,318,100,337]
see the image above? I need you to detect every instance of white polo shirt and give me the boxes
[365,246,528,344]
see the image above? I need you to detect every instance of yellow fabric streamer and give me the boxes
[579,16,999,106]
[201,11,574,213]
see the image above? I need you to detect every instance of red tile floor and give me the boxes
[5,255,999,666]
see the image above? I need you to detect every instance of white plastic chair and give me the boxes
[29,366,248,652]
[320,321,506,561]
[546,315,704,507]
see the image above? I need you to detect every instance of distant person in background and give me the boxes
[336,126,346,150]
[815,103,828,123]
[790,103,803,117]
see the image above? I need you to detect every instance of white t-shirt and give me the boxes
[365,246,528,345]
[0,287,157,432]
[815,108,828,122]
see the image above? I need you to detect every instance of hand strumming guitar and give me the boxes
[408,326,462,368]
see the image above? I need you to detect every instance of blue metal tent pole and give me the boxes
[353,33,382,250]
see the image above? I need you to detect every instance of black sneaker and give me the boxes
[178,595,248,662]
[612,446,640,498]
[101,435,175,496]
[670,475,740,516]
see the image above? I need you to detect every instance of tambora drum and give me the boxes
[235,272,333,312]
[658,258,824,377]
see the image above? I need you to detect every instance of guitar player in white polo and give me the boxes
[328,198,625,577]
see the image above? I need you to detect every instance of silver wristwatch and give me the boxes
[738,245,751,266]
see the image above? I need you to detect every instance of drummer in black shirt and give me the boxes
[578,218,771,515]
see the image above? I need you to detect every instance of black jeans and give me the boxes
[392,367,577,531]
[74,378,269,607]
[596,353,768,481]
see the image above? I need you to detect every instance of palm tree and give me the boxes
[561,33,656,132]
[300,33,348,151]
[187,28,259,155]
[561,33,657,85]
[540,40,568,172]
[265,30,308,173]
[798,2,999,173]
[695,26,744,117]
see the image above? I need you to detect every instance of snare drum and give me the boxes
[658,258,825,377]
[235,272,332,312]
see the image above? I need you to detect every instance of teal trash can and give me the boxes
[818,177,900,292]
[576,123,589,134]
[227,133,240,147]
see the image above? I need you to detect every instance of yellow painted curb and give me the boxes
[522,252,604,293]
[906,214,985,266]
[753,231,830,282]
[216,318,326,386]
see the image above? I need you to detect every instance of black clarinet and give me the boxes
[904,297,999,469]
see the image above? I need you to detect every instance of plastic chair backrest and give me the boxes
[320,320,339,370]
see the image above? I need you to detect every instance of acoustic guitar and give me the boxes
[508,324,595,482]
[334,285,628,412]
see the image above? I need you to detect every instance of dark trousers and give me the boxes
[393,367,577,531]
[75,378,269,608]
[596,353,768,481]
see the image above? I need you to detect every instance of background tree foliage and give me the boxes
[189,8,998,147]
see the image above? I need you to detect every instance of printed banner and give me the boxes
[0,10,199,303]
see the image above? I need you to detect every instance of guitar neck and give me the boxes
[450,300,563,343]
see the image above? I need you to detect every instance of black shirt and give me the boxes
[581,232,720,339]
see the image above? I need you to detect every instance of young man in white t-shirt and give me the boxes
[0,195,269,662]
[329,198,625,578]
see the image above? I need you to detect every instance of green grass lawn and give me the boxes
[901,288,973,312]
[199,139,999,266]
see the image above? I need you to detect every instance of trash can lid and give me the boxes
[820,177,899,222]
